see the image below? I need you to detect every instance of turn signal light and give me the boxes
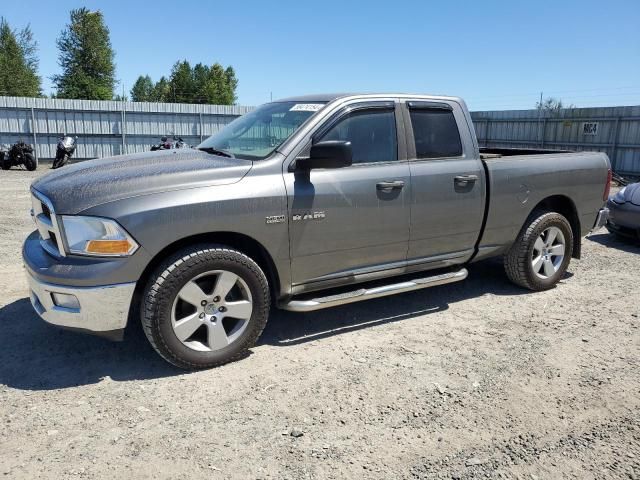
[85,239,134,255]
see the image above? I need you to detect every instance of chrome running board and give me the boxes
[281,268,468,312]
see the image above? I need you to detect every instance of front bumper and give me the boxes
[26,271,136,339]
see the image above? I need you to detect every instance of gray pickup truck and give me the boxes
[23,93,611,369]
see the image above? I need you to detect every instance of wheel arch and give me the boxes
[134,231,281,305]
[528,195,581,259]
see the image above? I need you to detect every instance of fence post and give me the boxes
[200,112,204,142]
[541,118,547,148]
[121,104,126,155]
[30,107,38,162]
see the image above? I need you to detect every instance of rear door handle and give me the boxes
[376,180,405,191]
[454,174,478,185]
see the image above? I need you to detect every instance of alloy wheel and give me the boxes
[171,270,253,352]
[531,226,566,279]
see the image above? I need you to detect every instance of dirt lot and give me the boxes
[0,168,638,479]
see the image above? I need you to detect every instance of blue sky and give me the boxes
[2,0,639,110]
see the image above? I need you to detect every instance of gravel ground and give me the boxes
[0,169,638,480]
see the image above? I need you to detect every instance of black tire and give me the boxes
[504,211,574,291]
[1,156,10,170]
[141,245,270,370]
[24,153,37,171]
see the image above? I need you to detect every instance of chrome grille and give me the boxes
[31,189,65,257]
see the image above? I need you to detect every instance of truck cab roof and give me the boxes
[274,93,465,104]
[273,93,353,103]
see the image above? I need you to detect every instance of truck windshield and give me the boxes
[197,101,326,160]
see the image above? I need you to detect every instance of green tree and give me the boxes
[151,76,170,102]
[168,60,194,102]
[536,97,575,116]
[130,75,154,102]
[53,8,116,100]
[192,63,210,103]
[205,63,226,104]
[0,17,41,97]
[133,60,238,105]
[223,66,238,105]
[203,64,238,105]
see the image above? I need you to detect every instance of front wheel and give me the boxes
[141,245,271,370]
[504,211,573,291]
[52,154,66,169]
[24,153,37,171]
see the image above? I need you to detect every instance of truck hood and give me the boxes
[31,149,253,214]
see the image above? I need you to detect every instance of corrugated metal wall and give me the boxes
[2,96,639,175]
[471,105,640,175]
[0,96,253,161]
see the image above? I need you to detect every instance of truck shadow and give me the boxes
[587,232,639,254]
[260,258,528,346]
[0,298,179,391]
[0,259,529,391]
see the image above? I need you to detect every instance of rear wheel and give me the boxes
[1,154,10,170]
[504,211,573,291]
[141,245,270,370]
[24,153,37,171]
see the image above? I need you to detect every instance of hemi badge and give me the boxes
[265,215,286,224]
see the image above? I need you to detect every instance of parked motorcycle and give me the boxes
[0,140,37,171]
[174,137,189,149]
[150,136,190,151]
[52,135,78,169]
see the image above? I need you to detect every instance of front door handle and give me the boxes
[454,174,478,186]
[376,180,405,192]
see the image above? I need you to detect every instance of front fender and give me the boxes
[81,173,291,296]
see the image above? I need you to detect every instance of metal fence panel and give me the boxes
[0,96,253,161]
[2,96,639,175]
[471,105,640,175]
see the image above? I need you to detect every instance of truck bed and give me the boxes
[474,150,610,262]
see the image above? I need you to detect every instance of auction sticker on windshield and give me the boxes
[289,104,324,112]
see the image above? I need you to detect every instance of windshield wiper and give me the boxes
[198,147,235,158]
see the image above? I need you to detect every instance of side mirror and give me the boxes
[296,141,352,170]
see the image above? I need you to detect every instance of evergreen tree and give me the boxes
[223,66,238,105]
[192,63,210,103]
[130,75,154,102]
[168,60,195,102]
[0,18,41,97]
[132,60,238,105]
[207,63,227,104]
[53,8,116,100]
[151,76,170,102]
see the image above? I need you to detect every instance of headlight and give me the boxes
[612,187,627,204]
[61,216,139,256]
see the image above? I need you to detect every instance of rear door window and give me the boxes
[409,108,463,159]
